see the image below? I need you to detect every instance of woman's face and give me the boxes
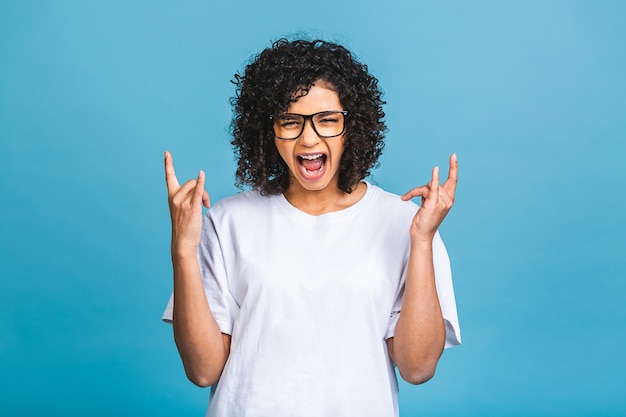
[274,83,345,194]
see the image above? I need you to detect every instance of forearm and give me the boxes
[391,237,446,384]
[172,248,229,387]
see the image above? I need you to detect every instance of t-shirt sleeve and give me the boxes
[385,231,462,348]
[161,212,240,335]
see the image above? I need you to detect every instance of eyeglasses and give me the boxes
[270,110,348,140]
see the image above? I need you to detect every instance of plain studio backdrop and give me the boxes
[1,1,624,416]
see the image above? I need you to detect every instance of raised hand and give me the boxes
[165,151,210,253]
[401,153,458,242]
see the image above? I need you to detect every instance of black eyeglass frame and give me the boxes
[270,110,349,140]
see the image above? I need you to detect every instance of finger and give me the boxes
[438,185,453,207]
[427,166,440,203]
[191,170,206,208]
[164,151,180,192]
[202,190,210,209]
[172,179,199,205]
[442,153,458,197]
[401,185,431,201]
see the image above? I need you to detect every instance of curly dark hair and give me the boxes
[231,38,387,195]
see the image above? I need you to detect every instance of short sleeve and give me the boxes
[161,212,240,335]
[385,231,461,348]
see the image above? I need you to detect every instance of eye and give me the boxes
[316,112,341,125]
[281,120,298,127]
[278,116,303,129]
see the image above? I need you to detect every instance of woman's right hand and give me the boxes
[164,151,210,254]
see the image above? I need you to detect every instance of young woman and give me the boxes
[163,39,461,417]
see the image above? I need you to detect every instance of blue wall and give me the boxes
[1,1,625,415]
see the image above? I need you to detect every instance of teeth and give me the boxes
[300,154,323,160]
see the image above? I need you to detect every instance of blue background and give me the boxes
[1,1,625,415]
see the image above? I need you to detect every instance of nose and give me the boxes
[299,119,320,147]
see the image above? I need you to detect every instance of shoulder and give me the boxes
[205,189,281,223]
[350,182,420,235]
[366,182,419,216]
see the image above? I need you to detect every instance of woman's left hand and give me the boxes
[401,153,458,242]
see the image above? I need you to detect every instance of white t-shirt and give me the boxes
[163,182,461,417]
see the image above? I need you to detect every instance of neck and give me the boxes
[283,181,366,216]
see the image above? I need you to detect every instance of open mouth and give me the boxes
[297,153,327,178]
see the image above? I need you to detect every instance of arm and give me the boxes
[165,151,231,387]
[387,154,458,385]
